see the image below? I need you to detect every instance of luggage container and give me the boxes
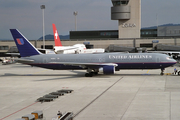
[22,114,35,120]
[37,97,53,102]
[57,89,74,94]
[31,111,43,119]
[49,92,64,96]
[43,94,58,98]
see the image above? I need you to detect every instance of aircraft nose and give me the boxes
[172,59,177,64]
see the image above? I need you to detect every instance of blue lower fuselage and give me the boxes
[28,62,175,70]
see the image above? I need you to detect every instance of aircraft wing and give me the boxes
[54,46,79,51]
[50,62,117,68]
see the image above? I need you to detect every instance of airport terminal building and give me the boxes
[71,0,141,39]
[70,25,180,39]
[70,0,180,39]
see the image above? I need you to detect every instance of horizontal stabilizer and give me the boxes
[14,58,34,63]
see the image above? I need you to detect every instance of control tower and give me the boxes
[111,0,141,38]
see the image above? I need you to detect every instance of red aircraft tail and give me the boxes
[52,23,62,46]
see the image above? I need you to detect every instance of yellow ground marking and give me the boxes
[146,70,149,73]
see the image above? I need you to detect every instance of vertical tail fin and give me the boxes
[52,23,62,46]
[10,29,41,57]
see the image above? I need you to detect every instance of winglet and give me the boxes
[10,29,42,57]
[52,23,62,46]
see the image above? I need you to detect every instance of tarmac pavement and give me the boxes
[0,63,180,120]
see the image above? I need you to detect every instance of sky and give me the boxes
[0,0,180,40]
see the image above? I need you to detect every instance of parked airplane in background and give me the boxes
[52,24,86,54]
[52,24,104,54]
[37,48,55,54]
[147,51,180,59]
[10,29,177,77]
[1,57,16,65]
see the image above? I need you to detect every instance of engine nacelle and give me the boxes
[99,66,115,74]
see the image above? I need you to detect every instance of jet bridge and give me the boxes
[154,44,180,51]
[107,44,135,52]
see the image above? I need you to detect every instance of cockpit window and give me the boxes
[167,57,173,60]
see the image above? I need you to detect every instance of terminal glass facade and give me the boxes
[0,46,9,50]
[141,29,157,37]
[70,30,118,39]
[100,32,118,36]
[70,29,157,39]
[70,26,180,39]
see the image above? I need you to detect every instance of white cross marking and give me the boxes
[55,30,58,39]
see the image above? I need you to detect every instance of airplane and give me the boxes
[1,57,16,65]
[147,51,180,59]
[10,29,177,77]
[52,24,86,54]
[52,23,105,54]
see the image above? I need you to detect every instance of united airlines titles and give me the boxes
[109,55,153,59]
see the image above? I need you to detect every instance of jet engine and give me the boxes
[99,66,115,74]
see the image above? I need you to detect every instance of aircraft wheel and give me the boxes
[89,73,93,77]
[85,73,89,77]
[85,73,93,77]
[94,72,98,75]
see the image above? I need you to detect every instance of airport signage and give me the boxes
[152,40,159,43]
[122,23,136,28]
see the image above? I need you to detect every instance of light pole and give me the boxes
[41,5,45,49]
[73,11,78,31]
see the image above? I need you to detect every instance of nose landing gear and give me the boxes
[160,68,165,75]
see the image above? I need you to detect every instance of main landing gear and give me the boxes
[85,72,98,77]
[85,73,93,77]
[85,69,99,77]
[160,68,165,75]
